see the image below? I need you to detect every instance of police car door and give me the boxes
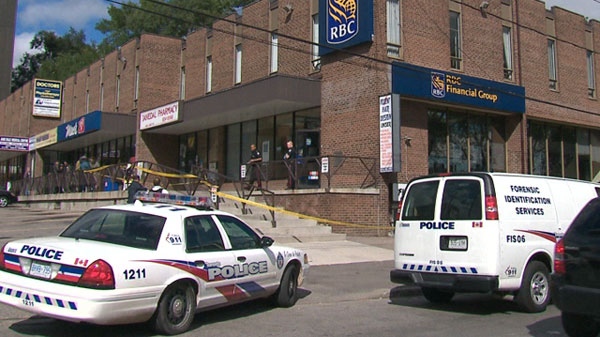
[214,215,277,296]
[184,215,238,308]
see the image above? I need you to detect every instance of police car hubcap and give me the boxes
[170,296,186,320]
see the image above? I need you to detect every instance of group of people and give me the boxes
[245,140,296,191]
[126,176,169,203]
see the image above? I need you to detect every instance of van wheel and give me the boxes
[516,261,550,313]
[562,312,600,337]
[421,287,454,303]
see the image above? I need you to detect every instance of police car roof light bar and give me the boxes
[134,191,213,210]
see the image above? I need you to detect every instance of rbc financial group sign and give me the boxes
[319,0,374,55]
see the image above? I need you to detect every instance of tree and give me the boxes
[11,28,99,91]
[96,0,255,52]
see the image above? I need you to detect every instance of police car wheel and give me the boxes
[562,312,600,337]
[153,283,197,335]
[516,261,550,313]
[421,287,454,303]
[274,264,299,307]
[0,196,8,208]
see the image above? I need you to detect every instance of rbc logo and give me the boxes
[327,0,358,44]
[431,72,446,98]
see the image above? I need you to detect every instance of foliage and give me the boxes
[97,0,255,55]
[11,0,254,92]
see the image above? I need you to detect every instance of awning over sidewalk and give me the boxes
[42,111,136,152]
[144,75,321,135]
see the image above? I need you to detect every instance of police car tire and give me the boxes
[561,312,600,337]
[516,261,550,313]
[421,287,454,303]
[0,196,8,207]
[152,283,197,335]
[274,264,299,307]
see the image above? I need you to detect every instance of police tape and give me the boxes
[215,191,378,229]
[84,164,379,229]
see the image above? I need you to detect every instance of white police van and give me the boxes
[390,172,600,312]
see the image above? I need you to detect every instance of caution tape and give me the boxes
[84,163,377,229]
[215,191,378,229]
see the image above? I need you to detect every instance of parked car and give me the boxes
[0,192,309,335]
[551,197,600,337]
[0,190,17,207]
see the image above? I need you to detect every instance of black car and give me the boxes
[0,190,17,208]
[551,197,600,337]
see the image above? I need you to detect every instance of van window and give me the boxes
[402,181,439,220]
[440,179,482,220]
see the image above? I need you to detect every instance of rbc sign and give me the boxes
[319,0,374,55]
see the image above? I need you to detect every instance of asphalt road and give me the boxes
[0,205,569,337]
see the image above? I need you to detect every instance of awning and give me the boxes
[42,111,136,152]
[144,75,321,135]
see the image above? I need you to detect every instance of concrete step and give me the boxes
[268,233,348,244]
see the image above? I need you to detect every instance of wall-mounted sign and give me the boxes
[33,79,62,118]
[29,129,58,151]
[140,101,181,130]
[392,63,526,114]
[57,111,101,141]
[319,0,374,55]
[379,94,401,173]
[0,136,29,151]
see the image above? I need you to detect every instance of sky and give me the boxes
[11,0,600,68]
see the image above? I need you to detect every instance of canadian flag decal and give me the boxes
[74,258,89,267]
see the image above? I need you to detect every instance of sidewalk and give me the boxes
[287,236,395,266]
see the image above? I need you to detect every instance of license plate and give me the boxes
[29,261,52,279]
[448,237,467,250]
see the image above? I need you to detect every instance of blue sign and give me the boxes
[57,111,102,141]
[392,63,526,114]
[319,0,374,55]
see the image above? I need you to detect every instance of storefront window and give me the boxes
[548,125,562,177]
[197,130,208,170]
[577,129,591,181]
[208,127,226,173]
[428,111,447,174]
[469,115,487,171]
[592,130,600,180]
[530,123,547,175]
[258,117,275,162]
[529,121,600,181]
[226,124,241,178]
[241,120,257,165]
[276,113,293,161]
[563,127,576,179]
[489,117,506,172]
[428,110,506,174]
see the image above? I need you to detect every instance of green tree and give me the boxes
[11,28,99,91]
[96,0,254,52]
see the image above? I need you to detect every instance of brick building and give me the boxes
[1,0,599,234]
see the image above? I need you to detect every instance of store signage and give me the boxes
[319,0,374,55]
[29,129,58,150]
[33,79,62,118]
[0,136,29,151]
[392,63,526,113]
[379,94,401,173]
[57,111,101,141]
[140,101,181,130]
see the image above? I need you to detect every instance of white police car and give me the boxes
[0,193,309,335]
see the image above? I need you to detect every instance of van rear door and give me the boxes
[395,175,499,278]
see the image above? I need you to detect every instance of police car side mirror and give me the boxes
[260,236,274,247]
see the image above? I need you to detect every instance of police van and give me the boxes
[390,172,600,312]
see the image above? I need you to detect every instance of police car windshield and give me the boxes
[60,209,166,250]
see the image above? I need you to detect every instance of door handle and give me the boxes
[237,256,247,262]
[194,260,205,267]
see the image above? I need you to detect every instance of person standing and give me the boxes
[151,177,169,194]
[246,144,263,190]
[127,175,147,203]
[283,140,296,189]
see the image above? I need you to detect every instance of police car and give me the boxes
[0,193,309,335]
